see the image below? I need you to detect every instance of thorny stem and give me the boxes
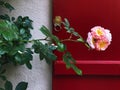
[21,34,90,48]
[61,39,78,42]
[21,37,51,43]
[29,38,51,42]
[61,38,90,49]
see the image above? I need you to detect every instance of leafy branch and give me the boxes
[0,81,28,90]
[0,1,90,89]
[0,13,91,89]
[0,0,14,11]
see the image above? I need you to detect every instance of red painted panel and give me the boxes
[53,0,120,75]
[53,76,120,90]
[53,0,120,90]
[53,0,120,60]
[54,61,120,75]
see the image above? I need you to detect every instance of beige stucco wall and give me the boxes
[0,0,52,90]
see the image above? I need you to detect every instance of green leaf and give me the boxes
[65,27,75,33]
[26,62,32,69]
[40,26,52,37]
[77,38,84,43]
[64,52,76,63]
[15,51,33,65]
[0,14,11,21]
[32,41,57,64]
[52,36,60,43]
[14,48,33,67]
[63,19,77,35]
[63,52,76,69]
[0,20,18,41]
[0,43,13,56]
[73,31,80,36]
[0,47,8,55]
[71,64,82,75]
[5,81,13,90]
[63,52,82,75]
[9,45,25,56]
[16,16,22,25]
[63,55,71,69]
[11,17,15,21]
[45,51,57,64]
[64,18,70,27]
[14,16,33,41]
[4,3,14,11]
[22,18,32,28]
[64,27,69,31]
[15,82,28,90]
[24,52,33,62]
[0,69,6,74]
[48,44,57,51]
[0,1,14,11]
[26,48,33,54]
[0,88,4,90]
[0,75,6,81]
[0,1,4,5]
[20,28,25,35]
[57,42,66,52]
[40,26,60,43]
[15,53,23,64]
[23,16,33,29]
[39,52,45,60]
[63,52,74,67]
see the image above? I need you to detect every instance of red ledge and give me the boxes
[53,60,120,76]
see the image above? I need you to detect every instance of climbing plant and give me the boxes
[0,0,112,90]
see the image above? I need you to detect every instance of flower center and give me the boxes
[99,41,107,48]
[97,29,104,36]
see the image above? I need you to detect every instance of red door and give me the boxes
[53,0,120,90]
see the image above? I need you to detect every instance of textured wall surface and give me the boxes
[0,0,52,90]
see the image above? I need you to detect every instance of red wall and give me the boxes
[53,0,120,90]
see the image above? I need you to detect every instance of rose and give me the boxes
[87,26,112,51]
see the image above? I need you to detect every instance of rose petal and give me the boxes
[86,32,95,49]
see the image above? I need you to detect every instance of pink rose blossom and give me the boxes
[91,26,106,39]
[86,26,112,51]
[95,38,110,51]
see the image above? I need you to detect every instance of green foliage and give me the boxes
[40,25,60,43]
[63,18,85,42]
[0,15,33,88]
[0,1,90,88]
[0,20,18,41]
[0,88,4,90]
[0,0,14,11]
[15,48,33,68]
[0,19,33,67]
[57,42,66,52]
[40,25,83,75]
[0,14,12,22]
[32,41,57,64]
[0,15,88,89]
[15,82,28,90]
[40,26,66,52]
[0,67,6,81]
[14,16,33,41]
[5,81,13,90]
[0,81,28,90]
[63,52,82,75]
